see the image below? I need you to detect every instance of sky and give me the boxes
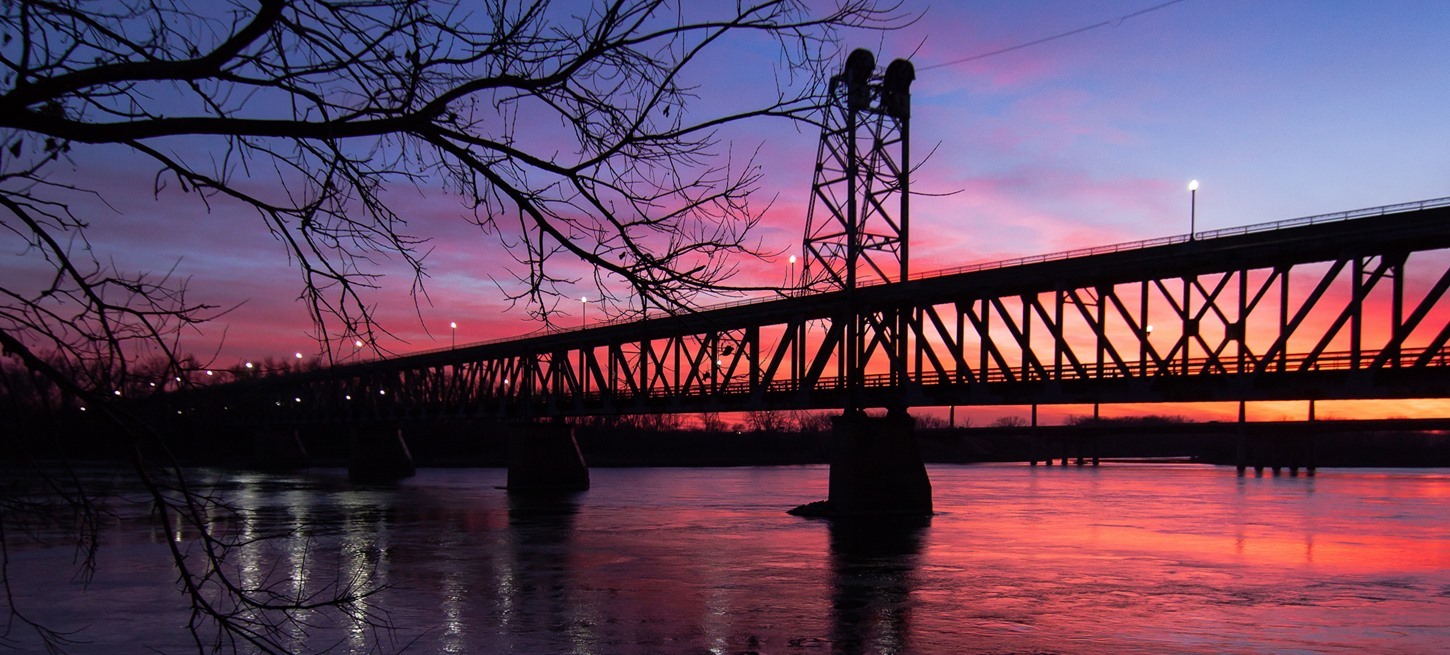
[10,0,1450,421]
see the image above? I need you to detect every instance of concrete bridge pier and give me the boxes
[507,422,590,492]
[349,424,415,482]
[1238,432,1317,479]
[252,428,310,471]
[825,409,933,517]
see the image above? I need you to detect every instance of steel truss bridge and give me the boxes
[170,50,1450,426]
[184,199,1450,424]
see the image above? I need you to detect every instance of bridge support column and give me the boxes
[252,428,310,471]
[349,425,415,482]
[507,422,590,492]
[824,410,933,517]
[1240,432,1317,479]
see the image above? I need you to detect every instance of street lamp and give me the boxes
[1188,179,1199,240]
[578,296,590,394]
[449,321,457,348]
[788,254,797,295]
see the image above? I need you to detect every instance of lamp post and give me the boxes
[788,254,797,295]
[449,321,457,348]
[1188,179,1199,240]
[579,296,590,394]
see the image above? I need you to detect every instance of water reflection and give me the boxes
[9,466,1449,654]
[503,492,586,652]
[828,517,930,655]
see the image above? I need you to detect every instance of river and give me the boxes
[7,463,1449,654]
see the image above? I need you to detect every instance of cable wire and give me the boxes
[917,0,1188,72]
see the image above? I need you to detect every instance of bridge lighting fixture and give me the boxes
[295,397,301,403]
[449,322,457,348]
[245,362,253,369]
[205,370,213,376]
[1188,179,1199,240]
[379,389,386,395]
[345,394,352,400]
[113,390,121,396]
[355,339,364,348]
[295,352,303,359]
[1145,324,1155,334]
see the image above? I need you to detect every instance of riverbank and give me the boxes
[6,414,1447,469]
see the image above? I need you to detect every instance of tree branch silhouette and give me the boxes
[1,0,906,651]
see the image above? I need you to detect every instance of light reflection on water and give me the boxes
[8,464,1449,654]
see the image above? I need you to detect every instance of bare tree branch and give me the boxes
[1,0,908,651]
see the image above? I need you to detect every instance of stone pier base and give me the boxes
[822,410,933,517]
[507,422,590,492]
[349,425,415,482]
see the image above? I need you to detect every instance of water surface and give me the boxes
[8,464,1449,653]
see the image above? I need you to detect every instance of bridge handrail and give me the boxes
[874,195,1450,285]
[584,346,1448,400]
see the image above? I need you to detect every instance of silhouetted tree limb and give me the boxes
[2,0,906,652]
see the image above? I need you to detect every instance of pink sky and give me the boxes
[7,1,1448,420]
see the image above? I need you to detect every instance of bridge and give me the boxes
[158,51,1450,515]
[189,198,1450,422]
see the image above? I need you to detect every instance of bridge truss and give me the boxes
[182,201,1450,423]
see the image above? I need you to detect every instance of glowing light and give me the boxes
[205,370,214,376]
[295,352,303,359]
[355,340,364,348]
[1188,179,1199,191]
[245,361,254,369]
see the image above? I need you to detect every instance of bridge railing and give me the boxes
[588,347,1446,402]
[875,196,1450,285]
